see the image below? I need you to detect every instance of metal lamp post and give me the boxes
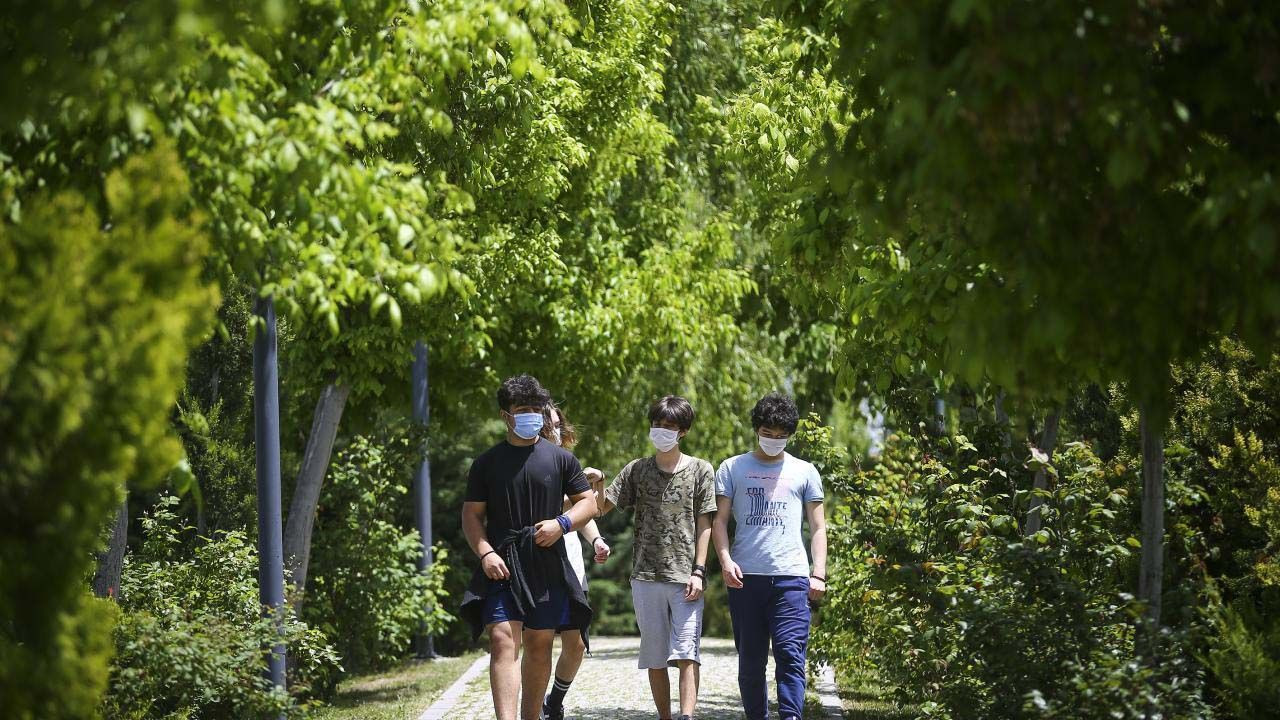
[412,340,437,659]
[253,296,287,697]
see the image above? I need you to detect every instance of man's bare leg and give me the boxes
[554,630,587,681]
[648,667,672,719]
[521,629,556,720]
[676,659,699,717]
[489,621,523,720]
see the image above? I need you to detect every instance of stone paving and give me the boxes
[447,635,778,720]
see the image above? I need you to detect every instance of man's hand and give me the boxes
[585,467,605,504]
[808,576,826,603]
[684,573,705,601]
[720,557,744,589]
[592,537,611,564]
[534,518,565,547]
[482,551,510,581]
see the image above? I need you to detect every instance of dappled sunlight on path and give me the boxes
[447,636,776,719]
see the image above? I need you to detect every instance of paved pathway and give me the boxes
[445,635,779,719]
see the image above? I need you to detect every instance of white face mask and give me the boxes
[758,434,789,457]
[649,427,680,452]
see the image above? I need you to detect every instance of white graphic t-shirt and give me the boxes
[715,451,824,576]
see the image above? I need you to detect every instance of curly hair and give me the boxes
[648,395,695,431]
[751,391,799,433]
[541,402,578,450]
[496,374,551,412]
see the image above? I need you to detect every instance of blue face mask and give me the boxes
[509,411,544,440]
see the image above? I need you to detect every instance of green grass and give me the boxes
[836,667,917,720]
[309,651,484,720]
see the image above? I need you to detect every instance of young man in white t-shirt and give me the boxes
[713,392,827,720]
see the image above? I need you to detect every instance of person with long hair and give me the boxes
[538,402,611,720]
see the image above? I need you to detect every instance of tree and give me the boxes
[0,147,218,719]
[771,0,1280,629]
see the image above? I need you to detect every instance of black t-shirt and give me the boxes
[465,438,590,540]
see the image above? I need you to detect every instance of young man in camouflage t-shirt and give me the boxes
[591,395,716,720]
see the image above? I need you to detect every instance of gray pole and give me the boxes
[254,296,287,694]
[412,340,437,659]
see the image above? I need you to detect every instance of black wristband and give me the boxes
[693,563,707,574]
[480,549,497,561]
[810,574,826,582]
[593,536,608,547]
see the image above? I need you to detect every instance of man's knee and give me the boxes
[489,622,522,655]
[523,629,555,655]
[560,631,585,655]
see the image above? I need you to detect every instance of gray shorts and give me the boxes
[630,579,704,669]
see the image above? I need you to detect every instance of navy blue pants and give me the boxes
[727,575,811,720]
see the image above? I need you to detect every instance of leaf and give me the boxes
[387,297,402,331]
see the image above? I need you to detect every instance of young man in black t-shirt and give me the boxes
[460,375,597,720]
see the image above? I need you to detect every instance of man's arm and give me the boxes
[564,495,610,562]
[534,489,598,548]
[806,500,827,601]
[713,495,743,588]
[462,501,509,580]
[565,489,597,529]
[586,467,617,516]
[684,512,713,600]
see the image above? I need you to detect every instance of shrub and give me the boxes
[103,496,339,719]
[305,431,452,676]
[805,416,1213,719]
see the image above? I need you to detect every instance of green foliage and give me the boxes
[105,496,340,719]
[0,147,217,719]
[1205,603,1280,720]
[0,1,286,130]
[807,417,1213,718]
[768,0,1280,413]
[1024,640,1214,720]
[306,431,452,676]
[1141,338,1280,717]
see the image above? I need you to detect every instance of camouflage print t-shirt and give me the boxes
[605,455,718,583]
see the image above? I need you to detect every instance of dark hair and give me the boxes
[751,392,799,433]
[496,374,551,412]
[540,402,578,450]
[648,395,694,431]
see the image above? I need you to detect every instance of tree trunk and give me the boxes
[994,390,1013,462]
[1138,407,1165,633]
[1024,409,1062,536]
[92,498,128,599]
[283,381,350,608]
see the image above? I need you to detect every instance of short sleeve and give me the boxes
[605,461,635,509]
[464,456,488,503]
[562,452,589,496]
[695,462,717,516]
[803,464,825,503]
[715,459,734,498]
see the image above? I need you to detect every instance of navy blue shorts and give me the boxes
[483,582,570,630]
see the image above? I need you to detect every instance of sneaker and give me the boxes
[677,715,693,720]
[542,697,564,720]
